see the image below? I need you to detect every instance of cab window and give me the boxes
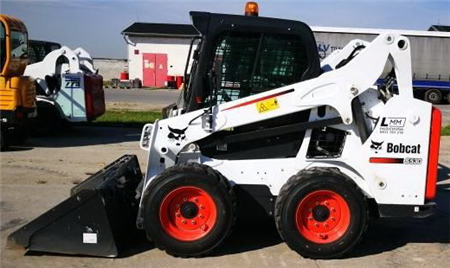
[1,21,6,70]
[10,29,27,59]
[212,32,309,104]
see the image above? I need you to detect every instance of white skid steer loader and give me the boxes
[7,5,441,260]
[24,45,105,134]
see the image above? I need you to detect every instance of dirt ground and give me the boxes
[1,124,449,268]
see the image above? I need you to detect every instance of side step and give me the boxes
[7,154,143,257]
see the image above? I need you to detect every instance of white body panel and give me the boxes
[139,33,435,215]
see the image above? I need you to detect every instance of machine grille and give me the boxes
[307,127,347,159]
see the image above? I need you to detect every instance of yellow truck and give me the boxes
[0,14,36,150]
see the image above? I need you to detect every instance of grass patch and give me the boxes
[93,110,450,136]
[92,110,162,127]
[442,125,450,136]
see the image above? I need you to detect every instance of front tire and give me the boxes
[0,128,6,151]
[275,168,368,259]
[143,163,236,257]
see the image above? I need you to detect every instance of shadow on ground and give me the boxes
[14,162,450,259]
[4,126,142,150]
[348,163,450,258]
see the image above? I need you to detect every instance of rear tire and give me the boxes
[275,168,368,259]
[424,89,442,104]
[143,163,236,257]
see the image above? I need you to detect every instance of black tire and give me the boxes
[0,128,6,151]
[31,106,60,136]
[275,168,368,259]
[9,125,29,145]
[424,89,442,104]
[143,163,236,257]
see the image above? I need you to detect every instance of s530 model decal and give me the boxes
[370,157,422,165]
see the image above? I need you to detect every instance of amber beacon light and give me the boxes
[245,2,259,16]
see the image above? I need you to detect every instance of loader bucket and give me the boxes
[7,154,143,257]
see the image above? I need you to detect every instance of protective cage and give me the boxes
[213,31,309,104]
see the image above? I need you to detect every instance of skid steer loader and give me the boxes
[24,44,105,135]
[7,3,442,259]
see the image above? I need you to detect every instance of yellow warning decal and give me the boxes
[256,98,279,113]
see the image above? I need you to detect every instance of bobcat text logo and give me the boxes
[168,126,188,146]
[387,143,421,154]
[370,140,384,153]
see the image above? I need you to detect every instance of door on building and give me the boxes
[142,53,168,87]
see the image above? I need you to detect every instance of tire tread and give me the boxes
[274,167,369,259]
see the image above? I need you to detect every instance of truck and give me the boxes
[0,14,36,150]
[7,2,442,260]
[313,26,450,104]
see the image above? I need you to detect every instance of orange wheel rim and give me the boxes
[295,190,350,244]
[159,186,217,241]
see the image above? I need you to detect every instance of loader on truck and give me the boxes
[7,3,442,259]
[0,14,36,150]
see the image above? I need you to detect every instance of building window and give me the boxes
[134,49,139,55]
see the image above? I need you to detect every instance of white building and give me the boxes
[122,22,449,88]
[122,23,198,88]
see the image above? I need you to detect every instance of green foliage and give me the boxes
[93,110,161,127]
[442,125,450,136]
[93,110,450,136]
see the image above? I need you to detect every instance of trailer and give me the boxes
[312,26,450,104]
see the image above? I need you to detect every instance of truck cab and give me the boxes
[0,14,36,149]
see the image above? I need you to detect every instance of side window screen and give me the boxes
[213,32,309,104]
[1,22,6,70]
[10,30,27,59]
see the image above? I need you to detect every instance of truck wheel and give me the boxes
[0,129,5,151]
[275,168,368,259]
[32,106,60,136]
[143,163,236,257]
[424,89,442,104]
[10,126,29,145]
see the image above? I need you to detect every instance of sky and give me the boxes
[1,0,449,59]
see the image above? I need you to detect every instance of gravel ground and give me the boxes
[0,125,449,268]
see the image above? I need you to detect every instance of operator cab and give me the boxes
[178,6,323,160]
[182,10,321,112]
[28,40,61,64]
[1,15,29,77]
